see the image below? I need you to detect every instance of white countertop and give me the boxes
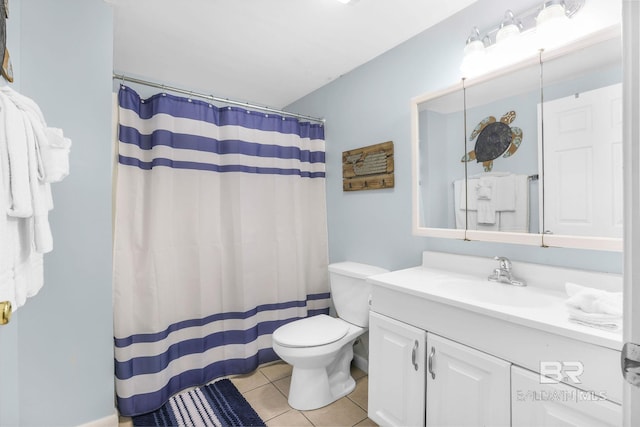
[368,266,623,351]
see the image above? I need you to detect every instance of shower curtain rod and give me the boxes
[112,73,326,124]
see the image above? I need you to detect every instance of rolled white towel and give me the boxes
[565,282,622,316]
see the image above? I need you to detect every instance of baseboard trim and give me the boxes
[76,411,118,427]
[353,353,368,374]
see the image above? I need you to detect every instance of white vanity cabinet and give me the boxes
[511,366,622,427]
[368,308,621,427]
[426,333,511,427]
[367,254,624,427]
[369,312,511,427]
[368,312,426,427]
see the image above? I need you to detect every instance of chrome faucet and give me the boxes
[488,256,526,286]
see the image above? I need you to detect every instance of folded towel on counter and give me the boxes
[565,282,622,331]
[567,308,621,331]
[565,282,623,316]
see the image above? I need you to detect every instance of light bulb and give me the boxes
[536,1,570,49]
[496,10,521,44]
[460,28,487,77]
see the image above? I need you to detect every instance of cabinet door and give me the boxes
[511,366,622,426]
[426,333,510,427]
[368,312,426,427]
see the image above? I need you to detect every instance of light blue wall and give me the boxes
[287,0,623,274]
[0,1,115,426]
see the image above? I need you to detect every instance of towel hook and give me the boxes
[0,301,12,325]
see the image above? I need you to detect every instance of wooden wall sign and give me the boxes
[342,141,394,191]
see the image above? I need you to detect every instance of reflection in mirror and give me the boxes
[462,62,541,234]
[540,35,622,241]
[416,87,465,231]
[412,27,623,251]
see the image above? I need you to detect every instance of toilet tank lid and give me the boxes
[328,262,389,279]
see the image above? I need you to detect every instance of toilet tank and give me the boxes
[328,262,389,327]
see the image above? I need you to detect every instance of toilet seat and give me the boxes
[273,314,349,348]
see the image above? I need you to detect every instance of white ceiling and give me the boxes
[110,0,477,108]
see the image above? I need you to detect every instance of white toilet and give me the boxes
[272,261,389,411]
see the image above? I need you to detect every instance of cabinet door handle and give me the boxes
[428,346,435,380]
[411,340,419,371]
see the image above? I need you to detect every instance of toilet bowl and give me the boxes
[272,262,389,411]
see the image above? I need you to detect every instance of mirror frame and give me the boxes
[411,25,622,252]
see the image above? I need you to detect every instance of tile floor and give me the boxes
[231,361,376,427]
[119,361,377,427]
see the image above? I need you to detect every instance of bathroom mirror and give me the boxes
[412,49,543,245]
[539,30,623,251]
[413,84,466,239]
[411,26,623,251]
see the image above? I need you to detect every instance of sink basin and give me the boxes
[434,277,561,308]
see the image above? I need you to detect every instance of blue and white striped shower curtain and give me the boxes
[113,85,330,416]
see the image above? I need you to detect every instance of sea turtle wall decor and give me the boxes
[461,110,523,172]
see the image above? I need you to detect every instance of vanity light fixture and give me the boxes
[495,10,522,44]
[536,1,573,49]
[461,27,486,75]
[537,0,570,25]
[461,0,585,77]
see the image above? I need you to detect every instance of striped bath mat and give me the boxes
[132,379,265,427]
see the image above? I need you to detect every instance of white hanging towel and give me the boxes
[498,174,529,233]
[0,86,70,312]
[494,174,516,211]
[476,176,497,224]
[455,173,525,231]
[1,86,72,183]
[40,127,71,183]
[2,93,33,217]
[453,179,499,231]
